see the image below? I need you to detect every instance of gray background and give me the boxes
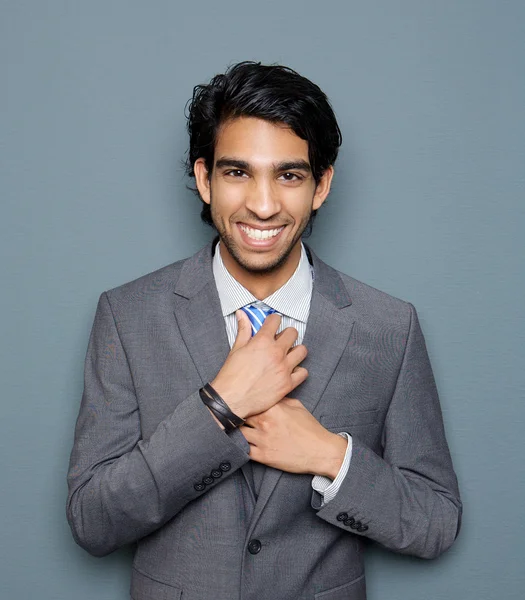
[1,1,524,599]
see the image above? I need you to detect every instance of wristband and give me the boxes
[199,384,245,431]
[200,383,245,428]
[203,383,245,427]
[199,388,236,431]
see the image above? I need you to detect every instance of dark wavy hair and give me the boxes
[184,61,342,236]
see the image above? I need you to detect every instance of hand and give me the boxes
[239,398,348,478]
[211,311,308,419]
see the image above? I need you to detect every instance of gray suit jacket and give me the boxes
[66,240,462,600]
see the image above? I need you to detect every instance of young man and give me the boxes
[67,61,462,600]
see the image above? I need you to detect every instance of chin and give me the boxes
[215,218,304,275]
[230,250,289,275]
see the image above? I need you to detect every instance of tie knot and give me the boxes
[241,303,278,336]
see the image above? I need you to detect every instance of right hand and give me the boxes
[210,311,308,419]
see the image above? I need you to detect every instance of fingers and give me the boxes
[290,366,309,389]
[274,326,299,350]
[258,312,282,336]
[257,314,298,351]
[285,343,308,370]
[231,310,253,351]
[279,397,304,408]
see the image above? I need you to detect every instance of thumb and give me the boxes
[232,310,252,350]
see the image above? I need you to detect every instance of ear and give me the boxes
[312,165,334,211]
[194,157,212,205]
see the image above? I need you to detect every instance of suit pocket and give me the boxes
[130,568,182,600]
[320,409,379,429]
[314,574,366,599]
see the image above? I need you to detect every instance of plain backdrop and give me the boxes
[1,1,524,599]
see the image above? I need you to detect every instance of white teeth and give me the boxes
[240,225,283,240]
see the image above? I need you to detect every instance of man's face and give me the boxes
[194,117,333,275]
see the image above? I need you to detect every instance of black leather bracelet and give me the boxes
[199,388,237,432]
[203,383,245,427]
[199,386,246,432]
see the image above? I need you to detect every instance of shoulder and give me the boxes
[101,255,189,314]
[99,241,214,316]
[340,270,413,323]
[313,250,415,331]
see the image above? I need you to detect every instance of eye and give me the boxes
[279,172,302,182]
[225,169,247,178]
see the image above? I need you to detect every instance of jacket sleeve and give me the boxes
[66,292,251,557]
[311,302,462,559]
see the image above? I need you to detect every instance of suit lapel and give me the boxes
[172,241,257,501]
[172,242,230,384]
[247,246,356,535]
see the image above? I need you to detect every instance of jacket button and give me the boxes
[247,539,262,554]
[336,512,348,521]
[194,482,206,492]
[220,462,231,472]
[202,476,214,485]
[357,524,369,532]
[350,521,359,530]
[343,517,355,527]
[211,469,222,479]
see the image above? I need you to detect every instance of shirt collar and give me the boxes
[212,240,313,323]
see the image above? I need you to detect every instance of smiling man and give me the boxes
[67,62,462,600]
[196,117,329,287]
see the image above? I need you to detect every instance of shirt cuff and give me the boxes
[311,432,352,506]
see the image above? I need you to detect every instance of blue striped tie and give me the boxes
[241,303,277,336]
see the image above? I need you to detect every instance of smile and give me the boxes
[238,224,285,240]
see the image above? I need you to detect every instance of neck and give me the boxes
[219,240,302,300]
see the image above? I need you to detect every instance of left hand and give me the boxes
[238,398,347,478]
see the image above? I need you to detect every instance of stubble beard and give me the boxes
[209,197,311,276]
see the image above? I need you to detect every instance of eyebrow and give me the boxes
[215,157,312,174]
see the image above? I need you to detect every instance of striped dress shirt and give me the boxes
[212,240,352,506]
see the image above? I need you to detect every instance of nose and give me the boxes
[244,178,281,220]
